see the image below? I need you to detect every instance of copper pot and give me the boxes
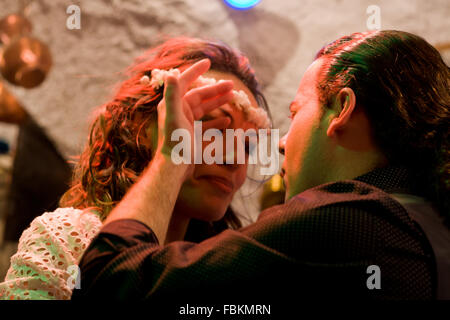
[0,81,27,124]
[0,36,52,88]
[0,13,32,45]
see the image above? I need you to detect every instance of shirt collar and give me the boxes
[354,165,414,194]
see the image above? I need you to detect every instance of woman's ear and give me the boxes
[326,87,356,138]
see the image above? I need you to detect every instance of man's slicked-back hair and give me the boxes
[315,30,450,226]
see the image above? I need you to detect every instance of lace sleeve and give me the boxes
[0,207,102,300]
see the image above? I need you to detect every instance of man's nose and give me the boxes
[279,134,287,155]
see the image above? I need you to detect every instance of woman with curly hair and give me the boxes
[0,37,271,299]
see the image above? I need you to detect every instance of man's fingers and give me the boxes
[179,59,211,93]
[192,91,234,120]
[184,80,234,107]
[201,116,231,131]
[163,75,182,117]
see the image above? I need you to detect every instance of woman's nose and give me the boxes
[279,134,287,155]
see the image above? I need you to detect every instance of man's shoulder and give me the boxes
[255,178,426,244]
[249,178,433,273]
[259,178,399,220]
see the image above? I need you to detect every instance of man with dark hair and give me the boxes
[72,31,450,302]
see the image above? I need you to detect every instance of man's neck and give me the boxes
[328,148,388,184]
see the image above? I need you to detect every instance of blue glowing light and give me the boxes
[223,0,261,10]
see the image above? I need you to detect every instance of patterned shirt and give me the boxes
[72,166,446,302]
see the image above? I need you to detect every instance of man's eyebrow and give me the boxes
[289,102,297,111]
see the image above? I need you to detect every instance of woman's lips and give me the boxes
[199,175,234,193]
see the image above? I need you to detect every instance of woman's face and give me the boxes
[174,70,260,222]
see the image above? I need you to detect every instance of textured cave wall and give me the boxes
[0,0,448,222]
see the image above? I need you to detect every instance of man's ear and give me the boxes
[326,87,356,138]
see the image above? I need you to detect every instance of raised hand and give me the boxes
[104,60,235,242]
[156,59,234,166]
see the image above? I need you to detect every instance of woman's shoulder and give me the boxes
[19,207,102,249]
[0,207,102,300]
[31,207,101,227]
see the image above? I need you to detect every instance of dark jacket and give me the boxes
[72,166,441,302]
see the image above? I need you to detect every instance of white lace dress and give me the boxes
[0,207,102,300]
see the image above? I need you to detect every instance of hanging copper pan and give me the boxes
[0,36,52,88]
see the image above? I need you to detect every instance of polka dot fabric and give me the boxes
[0,208,102,300]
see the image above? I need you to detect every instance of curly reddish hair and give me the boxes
[60,37,269,229]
